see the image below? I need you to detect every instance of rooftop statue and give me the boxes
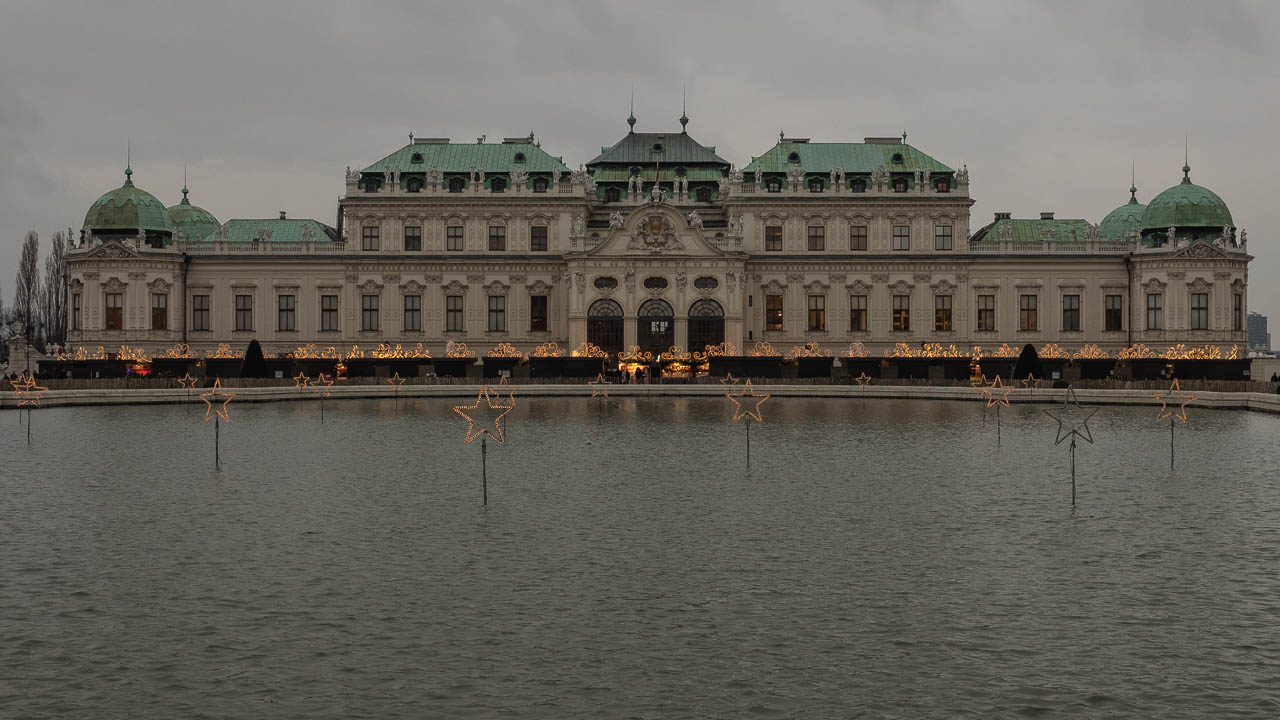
[687,210,703,228]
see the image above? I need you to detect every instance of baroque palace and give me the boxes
[64,113,1251,369]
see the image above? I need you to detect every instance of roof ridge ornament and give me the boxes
[1182,134,1191,184]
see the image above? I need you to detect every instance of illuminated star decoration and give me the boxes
[970,372,988,388]
[14,375,48,408]
[854,372,872,387]
[1043,385,1098,445]
[589,372,611,398]
[726,378,769,422]
[293,372,311,388]
[1155,378,1195,423]
[178,373,198,390]
[720,372,739,386]
[311,374,334,397]
[453,386,512,444]
[200,378,235,422]
[1021,373,1042,391]
[388,372,407,387]
[985,375,1011,408]
[485,374,519,408]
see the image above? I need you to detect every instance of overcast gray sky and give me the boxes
[2,0,1277,322]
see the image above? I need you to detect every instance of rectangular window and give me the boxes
[807,295,826,331]
[361,294,379,331]
[1062,294,1081,332]
[488,226,506,251]
[320,294,338,331]
[530,225,548,252]
[192,294,210,331]
[235,294,253,331]
[105,292,123,330]
[1191,292,1209,330]
[361,225,380,251]
[935,295,953,331]
[403,295,422,332]
[71,293,81,331]
[892,295,910,331]
[1146,293,1163,330]
[277,294,296,331]
[807,226,825,251]
[893,225,910,251]
[446,295,464,331]
[1105,294,1123,332]
[403,225,422,252]
[488,296,506,332]
[977,294,995,332]
[530,295,548,332]
[765,226,782,251]
[850,294,867,331]
[447,225,464,251]
[1019,294,1038,331]
[151,293,168,331]
[765,294,784,331]
[934,225,953,250]
[1233,293,1243,331]
[850,225,868,251]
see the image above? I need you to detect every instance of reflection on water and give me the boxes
[2,397,1279,718]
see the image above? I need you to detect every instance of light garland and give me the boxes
[373,343,431,359]
[159,343,195,359]
[726,378,769,422]
[291,343,341,359]
[1155,378,1194,423]
[991,344,1019,358]
[785,341,831,360]
[747,341,781,357]
[1072,344,1109,359]
[485,342,525,359]
[1117,344,1157,360]
[200,378,235,422]
[453,386,512,443]
[205,344,243,359]
[344,345,366,360]
[446,342,477,359]
[589,372,611,397]
[843,342,869,358]
[531,341,565,358]
[1039,343,1069,359]
[659,345,692,362]
[570,342,608,358]
[618,345,653,363]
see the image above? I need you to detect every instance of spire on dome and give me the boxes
[1182,135,1191,184]
[627,86,636,133]
[679,85,688,133]
[1129,161,1138,204]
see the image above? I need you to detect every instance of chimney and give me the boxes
[279,211,287,220]
[1040,211,1055,220]
[994,212,1011,220]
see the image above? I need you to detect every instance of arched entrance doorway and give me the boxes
[687,298,725,351]
[587,298,624,356]
[637,298,675,355]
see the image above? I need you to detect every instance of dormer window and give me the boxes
[934,179,950,193]
[532,177,548,193]
[490,177,507,193]
[448,176,465,193]
[362,177,379,193]
[605,187,621,202]
[851,178,867,193]
[696,187,711,202]
[406,177,423,193]
[410,152,423,164]
[787,152,801,163]
[892,153,904,164]
[808,177,824,193]
[893,177,908,193]
[514,152,526,163]
[766,178,782,193]
[652,143,664,153]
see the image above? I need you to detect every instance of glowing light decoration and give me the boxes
[1118,344,1157,360]
[486,343,525,359]
[1159,343,1240,360]
[886,342,966,358]
[786,341,831,360]
[11,374,48,444]
[291,344,341,359]
[969,345,985,361]
[659,346,692,362]
[1038,343,1069,359]
[178,373,199,390]
[453,386,511,444]
[311,374,334,397]
[855,372,872,387]
[986,376,1011,408]
[618,345,653,363]
[720,372,739,386]
[292,372,310,388]
[531,341,565,358]
[199,378,235,422]
[1043,385,1098,506]
[117,345,150,362]
[991,344,1019,358]
[692,340,739,362]
[344,345,365,360]
[589,372,611,398]
[970,371,988,388]
[373,343,431,359]
[443,342,474,358]
[486,374,519,408]
[159,344,195,359]
[388,372,406,386]
[1021,373,1042,392]
[747,341,781,357]
[726,378,769,423]
[1155,378,1195,470]
[570,342,608,358]
[1072,344,1109,359]
[843,342,869,358]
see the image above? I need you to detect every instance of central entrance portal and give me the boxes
[587,298,624,357]
[637,298,675,356]
[687,299,725,351]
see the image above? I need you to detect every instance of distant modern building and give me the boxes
[1248,311,1270,352]
[62,114,1253,367]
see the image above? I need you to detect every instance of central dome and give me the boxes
[1141,164,1232,231]
[83,167,174,234]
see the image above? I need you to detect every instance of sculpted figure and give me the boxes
[552,168,562,185]
[687,210,703,228]
[1167,226,1177,244]
[610,211,625,228]
[718,176,730,195]
[572,214,584,236]
[754,166,762,185]
[1239,228,1247,249]
[956,164,969,184]
[650,182,664,203]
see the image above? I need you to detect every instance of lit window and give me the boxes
[765,295,784,331]
[935,295,952,331]
[850,295,867,331]
[807,295,826,331]
[977,294,995,332]
[765,226,782,251]
[892,295,910,331]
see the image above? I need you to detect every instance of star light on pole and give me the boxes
[293,372,310,388]
[985,375,1011,444]
[453,386,515,505]
[1155,378,1195,470]
[12,374,47,444]
[726,378,769,468]
[486,374,519,408]
[720,372,739,386]
[200,378,235,470]
[589,372,611,398]
[1043,385,1098,506]
[311,373,333,423]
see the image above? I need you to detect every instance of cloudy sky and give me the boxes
[2,1,1277,322]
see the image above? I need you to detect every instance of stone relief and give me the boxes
[686,210,703,229]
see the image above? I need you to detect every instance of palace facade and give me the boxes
[65,116,1252,366]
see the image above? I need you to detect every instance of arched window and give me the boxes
[893,177,908,193]
[892,153,904,164]
[788,152,801,163]
[687,298,725,351]
[652,143,664,154]
[532,177,548,193]
[766,178,782,193]
[643,276,669,290]
[514,152,526,163]
[490,177,507,193]
[638,298,675,354]
[696,187,712,202]
[934,178,950,193]
[594,276,618,290]
[808,177,824,193]
[851,178,867,193]
[694,276,719,290]
[410,153,423,164]
[448,176,465,193]
[362,177,380,193]
[587,298,624,355]
[605,187,621,202]
[406,177,423,193]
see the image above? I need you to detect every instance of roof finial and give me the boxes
[680,84,688,133]
[1129,160,1138,204]
[125,138,133,185]
[1182,133,1191,184]
[627,86,636,132]
[182,162,189,203]
[902,129,908,144]
[779,129,785,143]
[409,131,414,143]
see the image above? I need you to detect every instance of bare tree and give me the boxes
[40,230,68,348]
[14,231,41,350]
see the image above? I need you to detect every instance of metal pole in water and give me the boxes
[321,395,325,424]
[745,418,751,469]
[215,416,221,471]
[1070,436,1076,507]
[1170,418,1175,471]
[27,408,31,444]
[481,437,488,506]
[996,403,1001,447]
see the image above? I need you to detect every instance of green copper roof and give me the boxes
[83,168,174,233]
[587,131,728,167]
[590,167,725,183]
[1098,185,1146,241]
[971,218,1108,244]
[167,188,220,241]
[1141,166,1232,230]
[362,141,570,175]
[200,218,337,243]
[743,141,953,174]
